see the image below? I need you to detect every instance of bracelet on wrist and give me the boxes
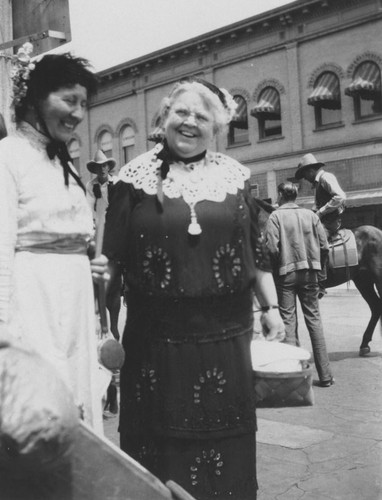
[260,305,279,312]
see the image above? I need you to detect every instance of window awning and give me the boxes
[147,126,164,143]
[345,61,381,98]
[307,72,341,110]
[231,96,248,129]
[251,88,280,118]
[344,189,382,208]
[298,189,382,210]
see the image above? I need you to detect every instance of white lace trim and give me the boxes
[118,146,250,205]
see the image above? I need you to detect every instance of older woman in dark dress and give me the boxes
[104,78,284,499]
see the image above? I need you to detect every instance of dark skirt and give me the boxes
[119,290,257,500]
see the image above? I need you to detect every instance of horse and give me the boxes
[255,198,382,357]
[325,225,382,356]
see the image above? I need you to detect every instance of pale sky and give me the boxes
[53,0,294,72]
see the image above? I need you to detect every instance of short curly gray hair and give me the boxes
[158,80,233,135]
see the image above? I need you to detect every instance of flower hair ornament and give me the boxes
[189,77,237,123]
[10,42,35,108]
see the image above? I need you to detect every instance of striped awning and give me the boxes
[231,96,248,129]
[345,61,381,98]
[147,126,164,143]
[307,72,341,109]
[251,88,280,118]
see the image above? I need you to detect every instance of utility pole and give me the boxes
[0,0,71,134]
[0,0,13,133]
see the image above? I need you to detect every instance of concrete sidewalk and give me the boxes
[256,355,382,499]
[256,292,382,500]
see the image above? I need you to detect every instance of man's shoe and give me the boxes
[319,377,335,387]
[103,410,117,420]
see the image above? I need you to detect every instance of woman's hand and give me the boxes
[260,308,286,342]
[90,254,110,283]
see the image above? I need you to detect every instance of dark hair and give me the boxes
[0,113,7,140]
[278,182,298,201]
[15,53,98,121]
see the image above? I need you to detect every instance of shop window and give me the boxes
[250,183,259,198]
[307,72,342,128]
[345,61,382,120]
[120,125,135,164]
[251,87,282,140]
[228,95,249,146]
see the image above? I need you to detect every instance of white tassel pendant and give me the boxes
[188,204,202,235]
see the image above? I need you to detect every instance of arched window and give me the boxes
[251,87,282,140]
[228,95,248,146]
[120,125,135,163]
[345,61,382,120]
[67,139,81,172]
[98,130,113,158]
[307,72,342,128]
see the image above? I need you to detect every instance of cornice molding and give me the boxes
[253,79,285,101]
[308,63,345,87]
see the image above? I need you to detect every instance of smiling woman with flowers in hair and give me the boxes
[0,45,109,433]
[103,78,285,499]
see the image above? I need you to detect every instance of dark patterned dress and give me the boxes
[103,147,270,500]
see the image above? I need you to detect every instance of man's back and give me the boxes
[266,202,328,276]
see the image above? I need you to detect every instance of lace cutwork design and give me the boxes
[212,243,242,290]
[135,365,158,403]
[142,245,172,291]
[193,367,227,405]
[190,448,225,488]
[119,147,250,205]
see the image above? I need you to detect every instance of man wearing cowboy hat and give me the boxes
[86,149,118,224]
[295,153,346,239]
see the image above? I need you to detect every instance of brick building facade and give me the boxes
[72,0,382,229]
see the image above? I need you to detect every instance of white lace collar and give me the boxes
[119,145,250,206]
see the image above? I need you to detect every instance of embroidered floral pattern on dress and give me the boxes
[254,235,267,267]
[190,448,224,487]
[193,367,227,405]
[135,366,158,403]
[142,245,172,290]
[212,243,242,290]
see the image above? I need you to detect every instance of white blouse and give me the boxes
[0,122,93,324]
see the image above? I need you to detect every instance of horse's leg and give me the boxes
[353,274,382,356]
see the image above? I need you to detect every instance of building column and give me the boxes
[285,42,303,151]
[267,170,277,204]
[135,89,147,153]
